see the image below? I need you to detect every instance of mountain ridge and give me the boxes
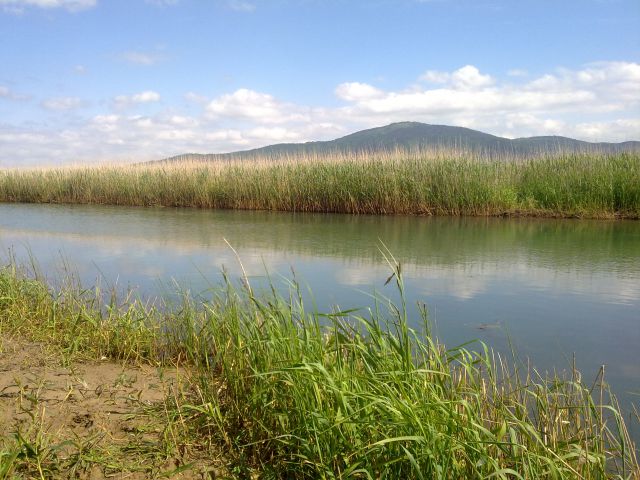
[161,122,640,162]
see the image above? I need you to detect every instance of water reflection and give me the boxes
[2,204,638,303]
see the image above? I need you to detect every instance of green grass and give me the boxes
[0,260,638,478]
[1,151,639,218]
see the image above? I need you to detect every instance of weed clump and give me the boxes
[0,262,638,478]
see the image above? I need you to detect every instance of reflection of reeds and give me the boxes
[0,149,639,218]
[1,261,637,478]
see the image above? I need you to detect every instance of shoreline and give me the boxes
[1,264,638,478]
[2,200,639,220]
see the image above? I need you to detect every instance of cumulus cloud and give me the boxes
[113,90,161,109]
[132,91,161,103]
[41,96,83,111]
[336,62,639,139]
[246,126,301,142]
[420,70,450,84]
[0,0,95,12]
[340,83,593,118]
[419,65,494,89]
[451,65,494,89]
[0,108,344,166]
[206,88,309,124]
[570,119,640,143]
[531,61,640,103]
[335,82,384,102]
[169,115,199,127]
[1,61,639,166]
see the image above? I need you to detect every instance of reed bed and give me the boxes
[1,150,639,218]
[0,261,637,478]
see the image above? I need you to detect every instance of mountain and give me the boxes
[161,122,640,162]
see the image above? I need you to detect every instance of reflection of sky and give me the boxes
[1,204,639,427]
[336,259,640,305]
[2,223,639,306]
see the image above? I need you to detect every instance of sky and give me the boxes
[0,0,639,166]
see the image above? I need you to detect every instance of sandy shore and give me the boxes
[0,336,217,479]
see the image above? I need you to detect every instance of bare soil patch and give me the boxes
[0,335,220,479]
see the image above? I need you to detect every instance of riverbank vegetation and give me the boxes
[1,150,639,219]
[1,261,638,478]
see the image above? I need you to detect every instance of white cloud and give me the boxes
[0,108,341,166]
[247,126,301,142]
[420,70,450,84]
[451,65,494,89]
[340,88,593,118]
[0,61,638,166]
[118,51,164,66]
[536,61,640,103]
[41,96,83,111]
[113,90,161,109]
[419,65,494,89]
[204,129,246,144]
[0,0,95,12]
[493,115,640,143]
[206,88,309,124]
[335,82,384,102]
[169,115,198,127]
[336,62,639,132]
[91,114,120,132]
[132,91,161,103]
[573,119,640,143]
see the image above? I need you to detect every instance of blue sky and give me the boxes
[1,0,639,166]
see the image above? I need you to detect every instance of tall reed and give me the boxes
[1,150,638,218]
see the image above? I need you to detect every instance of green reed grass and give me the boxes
[0,262,638,478]
[1,151,639,218]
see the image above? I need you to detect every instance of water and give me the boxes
[2,203,639,429]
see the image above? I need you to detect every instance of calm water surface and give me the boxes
[1,203,639,429]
